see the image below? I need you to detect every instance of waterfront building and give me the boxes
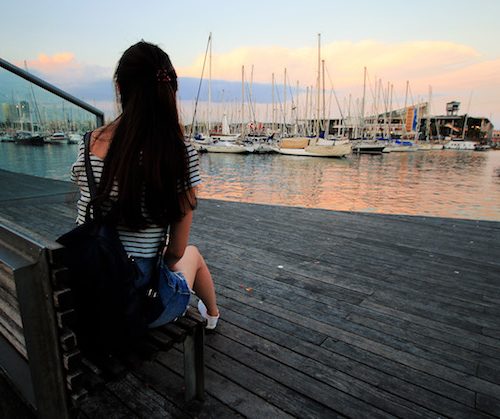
[492,130,500,148]
[326,101,493,142]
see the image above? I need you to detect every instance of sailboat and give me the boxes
[190,33,247,154]
[351,68,386,154]
[416,86,444,150]
[202,113,247,153]
[276,34,351,158]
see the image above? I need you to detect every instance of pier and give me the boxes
[0,168,499,418]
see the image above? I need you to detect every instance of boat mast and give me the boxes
[272,73,275,133]
[296,80,300,135]
[426,85,432,141]
[347,93,352,139]
[283,67,287,136]
[403,80,409,137]
[462,91,472,139]
[388,83,393,139]
[241,65,245,138]
[322,59,326,137]
[316,33,321,140]
[361,66,366,138]
[250,65,254,126]
[305,86,309,135]
[208,32,212,135]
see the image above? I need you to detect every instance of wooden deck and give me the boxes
[1,168,499,418]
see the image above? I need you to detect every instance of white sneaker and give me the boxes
[197,300,219,330]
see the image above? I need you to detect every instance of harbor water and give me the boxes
[1,142,499,221]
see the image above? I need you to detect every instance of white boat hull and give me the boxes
[203,144,248,153]
[417,143,444,150]
[277,143,351,157]
[443,140,476,150]
[383,145,419,153]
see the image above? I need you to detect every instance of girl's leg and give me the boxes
[170,245,219,316]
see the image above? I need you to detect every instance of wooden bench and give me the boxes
[0,217,205,418]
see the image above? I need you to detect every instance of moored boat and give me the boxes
[14,131,45,146]
[417,142,444,150]
[46,132,68,144]
[277,137,351,157]
[474,144,490,152]
[383,139,419,153]
[443,139,476,150]
[0,133,15,142]
[202,139,248,153]
[352,139,387,154]
[67,133,82,144]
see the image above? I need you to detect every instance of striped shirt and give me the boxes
[70,139,201,258]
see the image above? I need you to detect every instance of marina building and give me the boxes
[328,101,494,142]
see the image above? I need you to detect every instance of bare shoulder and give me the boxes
[90,124,114,158]
[91,125,113,142]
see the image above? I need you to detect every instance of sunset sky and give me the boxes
[2,0,499,126]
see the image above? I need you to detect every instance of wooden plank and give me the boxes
[0,320,26,358]
[0,264,17,297]
[134,356,247,418]
[476,393,500,417]
[78,388,138,418]
[14,250,71,418]
[0,332,35,408]
[0,368,35,419]
[158,347,314,418]
[210,267,489,378]
[359,300,500,351]
[321,337,500,401]
[106,373,189,419]
[182,325,204,401]
[1,173,500,418]
[204,335,393,418]
[0,284,24,332]
[216,314,437,418]
[216,297,486,418]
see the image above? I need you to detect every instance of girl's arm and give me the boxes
[163,188,197,269]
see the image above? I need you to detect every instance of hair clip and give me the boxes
[156,69,172,83]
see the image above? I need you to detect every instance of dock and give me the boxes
[0,168,499,418]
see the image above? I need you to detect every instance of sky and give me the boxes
[1,0,499,127]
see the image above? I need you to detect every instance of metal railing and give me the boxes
[0,57,104,127]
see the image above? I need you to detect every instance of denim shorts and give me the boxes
[134,256,191,328]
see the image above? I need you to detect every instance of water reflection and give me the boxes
[0,142,79,180]
[197,150,500,221]
[1,141,499,221]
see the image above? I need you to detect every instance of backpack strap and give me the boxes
[84,131,103,221]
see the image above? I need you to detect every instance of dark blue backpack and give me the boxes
[57,133,163,359]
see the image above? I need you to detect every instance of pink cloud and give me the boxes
[177,39,498,124]
[18,52,112,89]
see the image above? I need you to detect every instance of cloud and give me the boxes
[177,40,481,87]
[19,52,113,99]
[15,44,499,125]
[177,39,498,123]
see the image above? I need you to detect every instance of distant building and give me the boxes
[492,130,500,147]
[326,101,494,142]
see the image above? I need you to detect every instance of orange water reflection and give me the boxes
[197,150,500,221]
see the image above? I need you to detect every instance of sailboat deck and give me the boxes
[0,169,499,418]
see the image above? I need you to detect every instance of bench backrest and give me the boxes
[0,217,81,418]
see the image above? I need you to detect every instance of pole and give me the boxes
[316,33,321,140]
[241,65,245,138]
[272,73,275,133]
[403,80,409,137]
[388,83,393,139]
[322,59,326,135]
[208,32,212,134]
[283,68,287,135]
[361,66,366,139]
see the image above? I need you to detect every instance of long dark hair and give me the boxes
[97,41,195,228]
